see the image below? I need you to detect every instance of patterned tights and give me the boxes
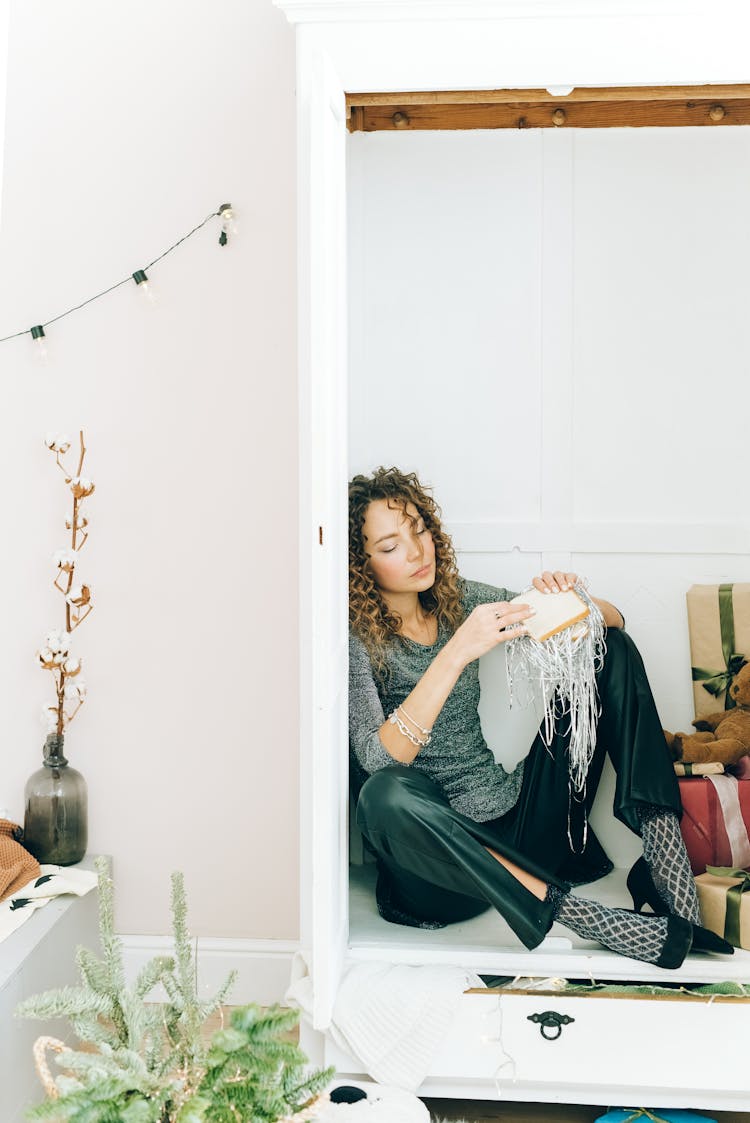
[636,804,701,924]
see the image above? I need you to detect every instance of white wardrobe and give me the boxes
[275,0,750,1108]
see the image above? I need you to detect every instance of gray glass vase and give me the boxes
[23,732,87,865]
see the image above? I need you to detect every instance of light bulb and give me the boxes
[30,324,48,363]
[140,279,158,305]
[132,269,158,305]
[218,202,237,245]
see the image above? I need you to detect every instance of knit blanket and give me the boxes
[0,864,97,945]
[286,951,485,1092]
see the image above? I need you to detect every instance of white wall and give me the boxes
[0,0,300,939]
[348,127,750,860]
[0,0,8,227]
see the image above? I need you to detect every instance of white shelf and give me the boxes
[348,863,750,985]
[0,855,101,1123]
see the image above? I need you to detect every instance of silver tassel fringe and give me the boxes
[504,581,607,850]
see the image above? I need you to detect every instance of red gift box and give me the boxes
[678,775,750,874]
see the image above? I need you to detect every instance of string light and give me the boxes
[30,324,48,363]
[132,269,157,305]
[0,202,234,351]
[218,202,236,246]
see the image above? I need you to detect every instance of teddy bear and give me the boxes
[665,660,750,765]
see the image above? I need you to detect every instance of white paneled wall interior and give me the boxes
[275,0,750,1103]
[348,128,750,845]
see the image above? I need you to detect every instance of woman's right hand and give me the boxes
[448,601,535,668]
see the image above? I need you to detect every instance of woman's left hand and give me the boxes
[531,571,624,627]
[532,570,579,594]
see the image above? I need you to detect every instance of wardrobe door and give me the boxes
[299,40,349,1029]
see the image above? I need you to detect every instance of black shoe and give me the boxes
[655,915,735,969]
[627,856,668,916]
[689,924,735,955]
[655,914,693,969]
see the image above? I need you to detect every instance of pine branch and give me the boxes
[26,1074,139,1120]
[16,985,114,1021]
[160,971,183,1009]
[143,1005,168,1071]
[197,969,237,1024]
[169,872,202,1056]
[93,857,129,1043]
[53,1047,144,1086]
[134,955,175,1000]
[196,1004,335,1122]
[231,1003,301,1039]
[69,1015,121,1050]
[17,863,333,1122]
[76,947,112,996]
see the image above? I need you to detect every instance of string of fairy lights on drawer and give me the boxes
[0,202,236,358]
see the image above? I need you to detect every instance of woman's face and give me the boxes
[361,498,436,595]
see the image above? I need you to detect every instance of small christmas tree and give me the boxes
[16,857,334,1122]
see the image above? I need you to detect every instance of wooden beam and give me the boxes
[346,85,750,131]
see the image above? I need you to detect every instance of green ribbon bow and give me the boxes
[705,865,750,947]
[691,584,747,710]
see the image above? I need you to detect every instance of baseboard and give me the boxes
[121,935,300,1007]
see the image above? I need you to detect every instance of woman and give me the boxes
[348,466,732,969]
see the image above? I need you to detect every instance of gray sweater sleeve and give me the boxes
[460,577,519,610]
[348,631,398,774]
[463,577,626,628]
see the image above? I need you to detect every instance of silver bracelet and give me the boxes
[388,710,430,747]
[397,704,432,737]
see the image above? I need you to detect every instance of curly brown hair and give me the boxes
[349,466,465,684]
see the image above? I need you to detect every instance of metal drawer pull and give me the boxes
[527,1010,575,1041]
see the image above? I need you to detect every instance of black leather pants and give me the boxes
[355,628,681,950]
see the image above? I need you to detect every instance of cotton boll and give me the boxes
[44,433,71,453]
[53,549,77,571]
[45,630,70,654]
[63,680,87,702]
[67,476,95,498]
[63,657,81,675]
[40,705,58,731]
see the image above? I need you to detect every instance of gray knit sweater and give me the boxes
[349,578,525,823]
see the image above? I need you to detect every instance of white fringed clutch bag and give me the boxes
[504,582,607,850]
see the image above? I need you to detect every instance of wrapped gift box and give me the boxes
[673,761,724,777]
[687,583,750,719]
[695,867,750,951]
[678,775,750,874]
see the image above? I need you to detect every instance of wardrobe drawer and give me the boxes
[427,991,750,1094]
